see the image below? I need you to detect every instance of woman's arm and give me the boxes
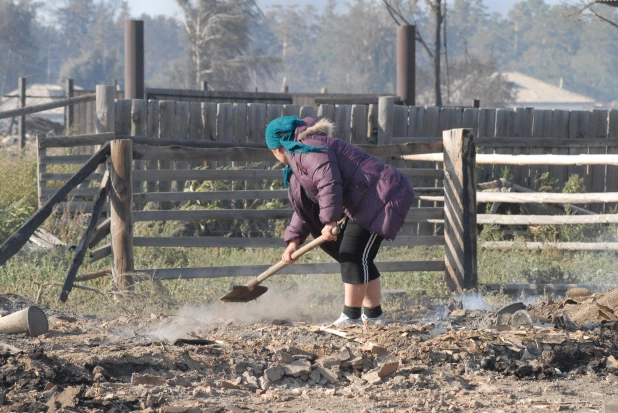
[284,211,310,245]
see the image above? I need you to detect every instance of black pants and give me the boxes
[339,221,383,284]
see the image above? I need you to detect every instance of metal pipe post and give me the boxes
[65,78,74,132]
[18,77,26,148]
[396,25,416,106]
[124,20,144,99]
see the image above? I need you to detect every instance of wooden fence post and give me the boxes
[65,79,74,133]
[443,128,477,292]
[96,85,115,135]
[377,96,394,146]
[18,77,26,148]
[110,139,134,294]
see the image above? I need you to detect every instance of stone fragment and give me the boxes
[92,365,110,379]
[242,371,260,389]
[47,385,83,411]
[341,356,363,369]
[315,366,338,384]
[283,360,312,377]
[309,369,321,383]
[286,346,318,360]
[376,356,399,377]
[607,355,618,373]
[167,376,192,387]
[317,350,351,369]
[219,380,241,390]
[131,374,167,386]
[275,351,296,364]
[264,365,285,382]
[361,370,382,385]
[362,343,389,356]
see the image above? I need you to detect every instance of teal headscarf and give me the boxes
[265,116,327,187]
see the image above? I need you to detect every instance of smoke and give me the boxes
[146,285,341,342]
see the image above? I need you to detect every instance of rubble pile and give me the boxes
[0,291,617,412]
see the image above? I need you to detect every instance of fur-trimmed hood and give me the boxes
[296,117,335,141]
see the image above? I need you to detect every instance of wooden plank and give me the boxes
[390,105,408,169]
[0,93,95,120]
[132,168,445,182]
[39,155,92,165]
[233,103,248,143]
[350,105,368,145]
[551,110,570,187]
[131,99,148,209]
[443,128,477,292]
[144,87,293,102]
[158,100,175,201]
[494,108,514,182]
[146,100,159,194]
[334,104,352,141]
[531,109,553,187]
[482,241,618,251]
[59,171,110,302]
[39,133,117,149]
[568,110,590,181]
[462,108,479,137]
[426,191,618,203]
[174,101,190,191]
[317,104,335,122]
[0,143,110,266]
[40,172,105,182]
[134,190,289,203]
[589,109,608,212]
[139,260,445,279]
[477,214,618,225]
[513,107,534,187]
[477,108,496,182]
[247,103,267,144]
[607,110,618,208]
[367,104,378,141]
[377,97,394,145]
[89,217,111,248]
[400,153,618,166]
[110,139,134,293]
[202,102,217,142]
[408,106,427,236]
[300,105,317,119]
[283,104,300,117]
[133,235,445,249]
[266,104,284,124]
[188,102,204,169]
[42,187,99,197]
[133,207,443,223]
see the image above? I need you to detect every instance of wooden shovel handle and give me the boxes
[247,226,341,289]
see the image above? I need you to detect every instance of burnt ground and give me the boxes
[0,290,618,412]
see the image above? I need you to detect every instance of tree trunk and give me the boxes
[433,0,443,107]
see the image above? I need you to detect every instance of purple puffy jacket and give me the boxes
[283,118,415,249]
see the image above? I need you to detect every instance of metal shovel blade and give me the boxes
[219,285,269,303]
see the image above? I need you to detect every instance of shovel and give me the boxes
[220,222,344,303]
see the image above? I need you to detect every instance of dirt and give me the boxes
[0,291,617,412]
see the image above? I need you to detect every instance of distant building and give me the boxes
[503,72,597,111]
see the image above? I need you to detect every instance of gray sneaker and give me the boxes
[362,313,387,326]
[331,313,363,326]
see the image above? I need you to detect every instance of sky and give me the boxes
[128,0,565,18]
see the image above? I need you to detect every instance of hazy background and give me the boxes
[3,0,617,107]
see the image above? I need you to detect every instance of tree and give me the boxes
[176,0,278,90]
[381,0,445,105]
[0,0,39,94]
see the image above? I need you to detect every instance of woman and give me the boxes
[265,116,415,326]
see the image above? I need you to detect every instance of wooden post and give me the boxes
[443,128,477,292]
[65,79,74,133]
[110,139,134,294]
[131,99,147,209]
[377,96,394,146]
[18,77,26,148]
[96,85,115,134]
[201,80,208,91]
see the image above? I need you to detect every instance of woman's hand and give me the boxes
[282,239,300,264]
[321,222,339,241]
